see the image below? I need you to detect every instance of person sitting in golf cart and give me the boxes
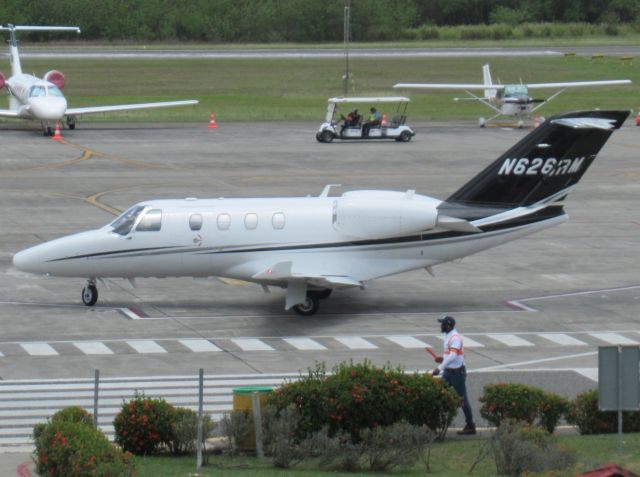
[362,107,382,137]
[340,109,360,135]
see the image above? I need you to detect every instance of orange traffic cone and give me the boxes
[52,122,63,140]
[635,111,640,126]
[533,116,540,128]
[208,112,218,129]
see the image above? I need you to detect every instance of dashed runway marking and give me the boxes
[20,343,58,356]
[73,342,114,355]
[126,340,167,354]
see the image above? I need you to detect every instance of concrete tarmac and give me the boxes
[0,118,638,469]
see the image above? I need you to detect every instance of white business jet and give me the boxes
[0,25,198,136]
[13,110,628,315]
[394,64,631,127]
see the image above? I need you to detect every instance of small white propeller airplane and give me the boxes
[13,110,628,315]
[394,64,631,128]
[0,25,198,136]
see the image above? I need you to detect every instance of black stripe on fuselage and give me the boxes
[46,206,564,262]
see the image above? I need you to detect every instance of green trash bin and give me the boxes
[232,386,273,450]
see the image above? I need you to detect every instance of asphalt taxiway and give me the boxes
[0,118,639,448]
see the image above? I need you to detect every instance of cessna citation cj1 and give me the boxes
[13,110,628,315]
[0,25,198,135]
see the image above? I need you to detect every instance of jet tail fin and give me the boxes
[439,110,629,221]
[0,25,80,77]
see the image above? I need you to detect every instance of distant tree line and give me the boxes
[1,0,639,42]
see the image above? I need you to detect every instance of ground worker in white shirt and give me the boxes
[431,315,477,435]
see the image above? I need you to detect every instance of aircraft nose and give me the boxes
[29,97,67,121]
[13,246,45,274]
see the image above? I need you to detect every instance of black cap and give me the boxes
[437,315,456,327]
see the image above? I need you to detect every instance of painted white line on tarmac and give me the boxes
[231,338,274,351]
[386,336,429,348]
[283,338,327,351]
[538,333,588,346]
[178,339,222,353]
[20,343,58,356]
[474,351,597,372]
[589,332,638,345]
[486,334,534,347]
[334,337,378,350]
[126,340,167,354]
[73,342,114,355]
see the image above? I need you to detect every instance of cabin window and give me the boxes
[244,213,258,230]
[136,209,162,232]
[272,212,285,230]
[189,214,203,231]
[111,205,146,236]
[217,213,231,230]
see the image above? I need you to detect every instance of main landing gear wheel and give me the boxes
[293,294,320,316]
[313,289,333,299]
[66,116,76,130]
[82,284,98,306]
[44,126,53,137]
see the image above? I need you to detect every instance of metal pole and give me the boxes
[197,368,204,470]
[617,346,623,453]
[93,369,99,428]
[251,392,264,458]
[343,0,350,96]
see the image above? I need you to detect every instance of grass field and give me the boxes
[7,52,639,123]
[134,432,640,476]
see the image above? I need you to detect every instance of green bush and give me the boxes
[480,383,569,433]
[491,421,576,476]
[566,389,640,435]
[168,407,215,455]
[34,411,134,477]
[50,406,94,427]
[113,392,177,455]
[268,361,459,441]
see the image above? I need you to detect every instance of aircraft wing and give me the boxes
[0,109,21,118]
[527,80,631,89]
[252,261,362,288]
[394,83,505,90]
[65,99,198,116]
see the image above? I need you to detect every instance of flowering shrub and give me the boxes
[113,392,177,455]
[566,389,640,434]
[268,360,459,441]
[33,408,134,477]
[480,383,569,432]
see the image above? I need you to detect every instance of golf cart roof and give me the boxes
[328,96,410,104]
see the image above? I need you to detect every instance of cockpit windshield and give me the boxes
[504,84,529,97]
[48,86,64,97]
[110,205,146,236]
[28,86,46,98]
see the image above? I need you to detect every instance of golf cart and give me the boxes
[316,96,415,143]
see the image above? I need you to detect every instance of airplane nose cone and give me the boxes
[29,97,67,121]
[13,247,42,274]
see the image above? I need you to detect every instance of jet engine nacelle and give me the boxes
[43,70,65,90]
[333,193,439,239]
[0,72,5,90]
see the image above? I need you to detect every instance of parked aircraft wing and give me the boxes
[0,109,21,118]
[65,99,198,116]
[252,261,361,288]
[527,80,631,89]
[394,83,505,90]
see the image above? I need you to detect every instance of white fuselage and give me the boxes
[13,191,566,285]
[6,73,67,120]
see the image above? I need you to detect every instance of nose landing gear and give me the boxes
[82,279,98,306]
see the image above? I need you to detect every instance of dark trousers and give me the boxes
[443,367,475,428]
